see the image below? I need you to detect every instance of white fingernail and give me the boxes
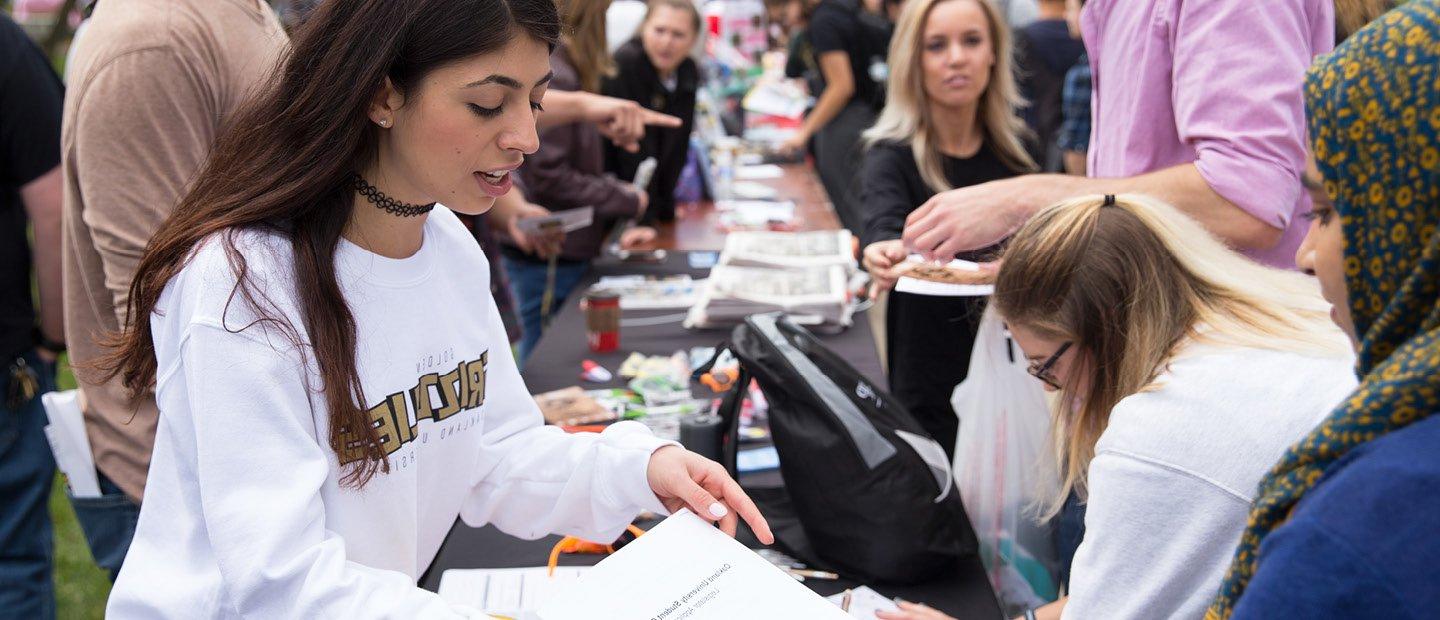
[708,502,728,518]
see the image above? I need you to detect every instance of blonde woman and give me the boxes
[859,0,1034,455]
[881,194,1358,620]
[504,0,653,364]
[603,0,701,224]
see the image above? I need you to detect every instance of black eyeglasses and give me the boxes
[1027,341,1072,389]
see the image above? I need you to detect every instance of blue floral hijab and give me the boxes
[1209,2,1440,617]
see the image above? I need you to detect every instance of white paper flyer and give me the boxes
[538,510,847,620]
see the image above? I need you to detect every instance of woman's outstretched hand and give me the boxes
[645,446,775,544]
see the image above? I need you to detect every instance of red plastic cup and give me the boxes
[581,289,621,353]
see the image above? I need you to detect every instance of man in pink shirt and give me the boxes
[901,0,1333,269]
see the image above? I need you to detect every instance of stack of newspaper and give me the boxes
[716,229,856,269]
[686,230,857,330]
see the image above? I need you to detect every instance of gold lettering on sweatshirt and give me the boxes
[340,353,490,464]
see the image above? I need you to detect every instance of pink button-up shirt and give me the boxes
[1081,0,1333,268]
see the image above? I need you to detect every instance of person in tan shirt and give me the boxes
[60,0,289,577]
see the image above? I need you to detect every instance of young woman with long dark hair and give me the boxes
[99,1,769,615]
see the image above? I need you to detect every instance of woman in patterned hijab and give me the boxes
[1209,1,1440,617]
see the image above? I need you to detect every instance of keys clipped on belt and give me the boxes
[7,357,40,410]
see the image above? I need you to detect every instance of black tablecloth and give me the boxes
[420,517,1002,619]
[421,252,1003,619]
[515,251,885,394]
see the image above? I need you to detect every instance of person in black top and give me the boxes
[769,0,826,103]
[775,0,886,236]
[859,0,1036,459]
[1013,0,1084,171]
[603,0,701,225]
[0,13,66,620]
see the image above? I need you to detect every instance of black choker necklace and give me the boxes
[352,174,435,217]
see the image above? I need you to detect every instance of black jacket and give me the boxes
[506,46,642,262]
[601,38,698,224]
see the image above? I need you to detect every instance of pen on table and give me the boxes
[782,568,839,580]
[841,589,852,612]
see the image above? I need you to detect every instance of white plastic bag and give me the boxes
[951,307,1060,615]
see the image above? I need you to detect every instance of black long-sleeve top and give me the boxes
[859,140,1023,261]
[601,38,698,224]
[862,139,1028,460]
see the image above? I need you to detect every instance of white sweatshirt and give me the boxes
[1062,341,1357,620]
[107,207,673,619]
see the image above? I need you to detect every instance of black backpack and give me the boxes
[699,313,978,584]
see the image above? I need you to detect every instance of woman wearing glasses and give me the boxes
[881,193,1356,620]
[999,193,1355,620]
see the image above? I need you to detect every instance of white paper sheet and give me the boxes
[517,206,594,235]
[734,165,785,180]
[741,81,810,119]
[594,275,700,310]
[715,201,797,229]
[438,566,589,619]
[825,586,902,618]
[718,230,855,269]
[538,510,848,620]
[41,390,101,498]
[731,182,779,200]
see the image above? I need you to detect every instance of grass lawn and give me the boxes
[48,358,112,619]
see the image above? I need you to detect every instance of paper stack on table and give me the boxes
[714,200,797,231]
[538,510,848,620]
[731,182,779,200]
[685,264,852,330]
[742,81,810,120]
[685,230,859,330]
[439,566,589,619]
[717,230,857,269]
[593,275,700,310]
[734,164,785,180]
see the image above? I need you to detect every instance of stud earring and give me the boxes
[379,119,391,127]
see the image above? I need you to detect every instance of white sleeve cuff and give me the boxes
[599,421,678,516]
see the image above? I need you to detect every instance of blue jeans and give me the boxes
[502,257,589,368]
[0,351,57,620]
[66,470,139,582]
[1053,490,1087,591]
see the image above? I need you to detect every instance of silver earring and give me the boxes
[379,119,391,127]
